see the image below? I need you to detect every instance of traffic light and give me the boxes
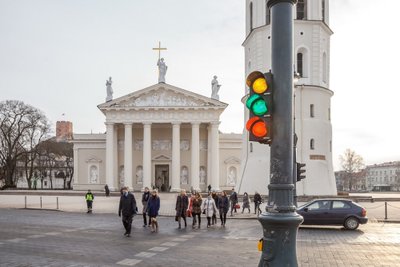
[296,162,306,182]
[245,71,273,144]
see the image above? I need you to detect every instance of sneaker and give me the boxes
[143,225,146,227]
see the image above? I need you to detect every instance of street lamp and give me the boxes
[258,1,303,266]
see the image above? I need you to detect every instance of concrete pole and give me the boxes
[258,1,303,266]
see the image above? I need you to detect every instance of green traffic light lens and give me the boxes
[246,95,268,116]
[252,99,267,116]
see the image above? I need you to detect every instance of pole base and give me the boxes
[258,211,303,267]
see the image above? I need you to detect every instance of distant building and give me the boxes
[56,121,73,142]
[335,169,366,192]
[365,162,400,192]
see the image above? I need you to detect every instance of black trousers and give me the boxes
[143,213,150,225]
[86,201,93,210]
[219,211,227,225]
[122,215,133,234]
[192,213,201,226]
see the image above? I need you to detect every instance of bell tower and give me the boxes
[238,0,337,196]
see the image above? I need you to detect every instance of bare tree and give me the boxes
[339,149,365,191]
[36,139,73,189]
[0,100,50,188]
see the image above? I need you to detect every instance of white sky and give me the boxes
[1,0,399,171]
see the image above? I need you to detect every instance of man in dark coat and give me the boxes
[118,186,137,237]
[254,191,263,215]
[141,187,150,227]
[229,188,238,216]
[175,189,189,229]
[104,184,110,197]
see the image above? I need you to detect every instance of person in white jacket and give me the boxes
[202,193,217,228]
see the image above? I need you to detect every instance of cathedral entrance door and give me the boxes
[155,164,169,192]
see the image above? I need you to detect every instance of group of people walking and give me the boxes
[173,188,254,229]
[85,187,263,237]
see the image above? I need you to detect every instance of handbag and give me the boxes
[234,204,240,209]
[186,210,192,217]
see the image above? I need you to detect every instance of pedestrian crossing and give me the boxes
[116,231,200,266]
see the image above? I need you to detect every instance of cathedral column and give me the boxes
[124,123,133,189]
[207,124,212,189]
[171,123,181,192]
[210,122,220,190]
[106,122,116,190]
[142,123,152,190]
[191,122,200,192]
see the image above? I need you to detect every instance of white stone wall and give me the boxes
[239,0,336,196]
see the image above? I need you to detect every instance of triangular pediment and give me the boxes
[152,154,171,161]
[98,83,227,112]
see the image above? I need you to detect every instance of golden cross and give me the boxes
[152,41,167,61]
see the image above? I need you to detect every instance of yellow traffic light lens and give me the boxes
[253,78,268,94]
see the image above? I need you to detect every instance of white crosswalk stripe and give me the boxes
[116,258,142,266]
[135,252,157,258]
[149,246,169,252]
[160,242,179,247]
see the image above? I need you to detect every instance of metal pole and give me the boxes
[258,1,303,266]
[40,196,42,209]
[385,201,387,220]
[25,196,27,209]
[57,197,59,210]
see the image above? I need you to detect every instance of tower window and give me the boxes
[265,1,271,25]
[310,139,315,150]
[330,140,332,152]
[322,52,327,83]
[310,104,314,118]
[250,2,253,31]
[297,53,303,77]
[297,0,307,20]
[328,108,331,121]
[322,0,326,22]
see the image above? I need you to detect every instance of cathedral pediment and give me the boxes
[98,83,227,112]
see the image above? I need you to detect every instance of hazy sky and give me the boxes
[1,0,399,170]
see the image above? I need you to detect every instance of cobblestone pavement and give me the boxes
[0,209,400,266]
[2,192,400,221]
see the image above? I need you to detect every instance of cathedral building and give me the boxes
[72,82,242,192]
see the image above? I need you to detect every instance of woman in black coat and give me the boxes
[218,191,229,227]
[175,189,189,229]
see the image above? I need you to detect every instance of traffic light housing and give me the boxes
[245,71,273,144]
[296,162,306,182]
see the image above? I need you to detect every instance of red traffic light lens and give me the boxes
[246,117,268,138]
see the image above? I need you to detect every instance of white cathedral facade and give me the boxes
[237,0,337,196]
[72,83,242,192]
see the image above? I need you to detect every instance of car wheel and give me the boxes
[344,217,359,230]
